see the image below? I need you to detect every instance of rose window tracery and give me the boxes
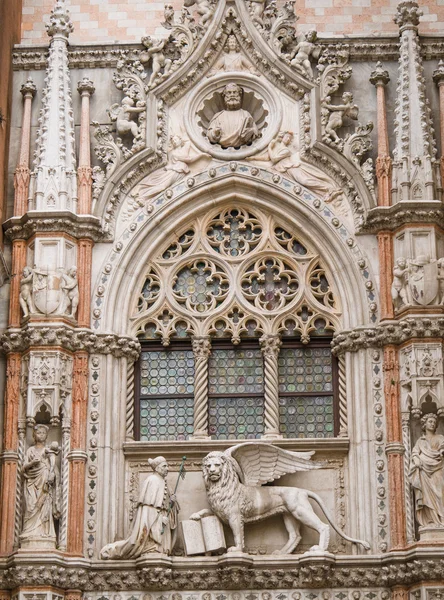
[172,259,230,314]
[241,257,299,312]
[207,209,262,257]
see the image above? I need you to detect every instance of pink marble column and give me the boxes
[77,77,95,215]
[370,62,391,208]
[14,77,36,217]
[433,61,444,186]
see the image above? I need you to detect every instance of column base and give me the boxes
[418,525,444,540]
[261,432,284,440]
[190,432,211,441]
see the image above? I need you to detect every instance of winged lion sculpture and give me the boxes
[190,442,370,554]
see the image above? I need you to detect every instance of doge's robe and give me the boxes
[207,109,258,149]
[100,472,178,558]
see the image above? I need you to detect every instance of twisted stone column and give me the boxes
[13,419,26,549]
[338,355,348,437]
[126,359,135,440]
[401,412,415,543]
[58,416,71,551]
[260,335,282,439]
[191,337,211,439]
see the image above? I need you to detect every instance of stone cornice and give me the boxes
[1,550,444,591]
[3,211,111,242]
[358,201,444,234]
[332,317,444,355]
[0,325,140,359]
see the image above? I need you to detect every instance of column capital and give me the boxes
[433,60,444,87]
[77,77,95,97]
[20,77,37,99]
[260,334,282,357]
[192,336,212,359]
[370,62,390,87]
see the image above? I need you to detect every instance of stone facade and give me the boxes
[1,3,444,600]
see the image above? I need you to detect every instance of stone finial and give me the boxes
[77,77,95,96]
[20,77,37,99]
[369,62,390,87]
[433,60,444,87]
[45,0,73,39]
[394,1,422,30]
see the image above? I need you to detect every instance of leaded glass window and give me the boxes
[136,344,195,441]
[208,344,265,439]
[278,341,337,438]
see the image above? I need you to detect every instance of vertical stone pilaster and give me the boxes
[77,77,95,215]
[370,62,392,207]
[0,353,22,555]
[378,232,395,320]
[14,77,36,217]
[77,239,93,328]
[191,337,211,439]
[67,351,88,555]
[260,335,282,439]
[384,345,407,549]
[9,239,27,328]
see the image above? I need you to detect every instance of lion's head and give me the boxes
[202,451,241,492]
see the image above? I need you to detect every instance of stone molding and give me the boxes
[0,326,140,359]
[3,212,110,242]
[359,202,444,234]
[1,552,444,591]
[332,317,444,355]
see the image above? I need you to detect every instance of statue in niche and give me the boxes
[209,35,258,75]
[249,131,342,202]
[100,456,179,558]
[138,136,210,203]
[108,96,146,140]
[20,266,35,317]
[289,30,321,79]
[323,92,359,144]
[20,424,61,548]
[207,83,259,149]
[190,443,370,554]
[391,257,409,310]
[60,266,79,318]
[409,413,444,529]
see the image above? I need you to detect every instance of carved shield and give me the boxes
[409,261,438,306]
[33,271,63,315]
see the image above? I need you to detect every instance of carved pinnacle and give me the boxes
[46,0,74,39]
[394,0,422,30]
[369,62,390,87]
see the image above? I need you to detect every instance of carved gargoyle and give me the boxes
[190,442,370,554]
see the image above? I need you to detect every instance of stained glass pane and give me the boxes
[139,349,195,441]
[209,348,264,394]
[278,347,333,393]
[279,396,334,438]
[140,397,194,441]
[140,350,195,396]
[209,397,264,439]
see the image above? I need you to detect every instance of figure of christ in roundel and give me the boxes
[207,83,260,149]
[249,131,342,202]
[100,456,179,558]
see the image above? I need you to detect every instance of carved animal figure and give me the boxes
[190,443,370,554]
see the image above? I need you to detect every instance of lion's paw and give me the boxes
[189,513,201,521]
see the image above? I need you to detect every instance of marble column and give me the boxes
[67,351,89,555]
[261,335,282,439]
[9,239,27,328]
[0,354,22,555]
[383,345,407,549]
[14,77,36,217]
[433,61,444,186]
[378,232,394,320]
[77,77,95,215]
[191,337,211,439]
[370,62,391,208]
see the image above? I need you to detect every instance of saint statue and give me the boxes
[207,83,259,149]
[100,456,179,558]
[20,424,61,548]
[409,413,444,529]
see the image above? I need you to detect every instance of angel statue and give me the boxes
[107,97,146,140]
[190,443,370,554]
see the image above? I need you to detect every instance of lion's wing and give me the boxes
[225,442,322,487]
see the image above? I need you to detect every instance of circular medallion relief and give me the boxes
[184,73,283,160]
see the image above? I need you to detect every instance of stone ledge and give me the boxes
[358,202,444,234]
[3,211,111,243]
[1,549,444,591]
[0,325,140,359]
[332,316,444,354]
